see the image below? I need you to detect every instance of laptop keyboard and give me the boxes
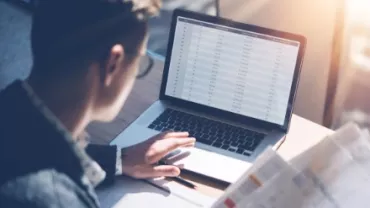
[148,109,265,156]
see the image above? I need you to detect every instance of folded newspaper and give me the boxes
[211,123,370,208]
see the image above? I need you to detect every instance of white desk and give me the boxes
[278,115,333,161]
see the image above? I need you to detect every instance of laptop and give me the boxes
[111,9,306,183]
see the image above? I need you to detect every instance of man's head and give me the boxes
[29,0,161,122]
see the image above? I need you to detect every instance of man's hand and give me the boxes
[121,132,195,179]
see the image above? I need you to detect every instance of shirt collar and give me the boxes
[21,81,106,187]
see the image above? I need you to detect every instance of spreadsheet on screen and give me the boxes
[165,17,300,126]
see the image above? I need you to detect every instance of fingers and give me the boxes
[146,137,196,164]
[152,131,189,141]
[151,165,181,177]
[183,142,195,148]
[161,131,189,139]
[165,137,196,151]
[147,131,189,143]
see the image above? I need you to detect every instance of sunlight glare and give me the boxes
[347,0,370,25]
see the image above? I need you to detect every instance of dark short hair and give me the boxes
[31,0,160,77]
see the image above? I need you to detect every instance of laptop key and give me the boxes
[221,145,229,150]
[237,135,246,140]
[212,135,220,140]
[229,145,237,150]
[243,152,251,156]
[228,148,236,152]
[250,140,262,150]
[198,139,212,145]
[203,134,211,140]
[204,130,213,136]
[236,148,244,154]
[221,135,230,141]
[245,141,254,147]
[212,139,221,144]
[217,130,224,136]
[194,133,201,139]
[239,144,251,150]
[148,124,156,129]
[231,142,238,147]
[212,142,222,148]
[174,127,181,131]
[240,132,247,137]
[188,131,195,136]
[154,126,162,131]
[179,127,187,132]
[151,121,159,126]
[209,127,218,133]
[223,140,231,145]
[241,141,255,151]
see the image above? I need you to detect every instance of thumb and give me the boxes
[122,165,180,179]
[151,165,181,177]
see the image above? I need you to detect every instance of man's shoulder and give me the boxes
[0,169,96,208]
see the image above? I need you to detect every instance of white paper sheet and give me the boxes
[209,124,370,208]
[211,148,290,208]
[148,177,216,207]
[97,176,212,208]
[240,166,341,208]
[332,124,370,169]
[291,126,370,207]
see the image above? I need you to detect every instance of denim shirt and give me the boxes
[0,81,118,207]
[21,81,107,186]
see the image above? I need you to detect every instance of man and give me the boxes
[0,0,195,207]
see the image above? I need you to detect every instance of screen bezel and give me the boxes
[159,9,307,133]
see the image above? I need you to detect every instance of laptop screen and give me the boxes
[164,16,300,126]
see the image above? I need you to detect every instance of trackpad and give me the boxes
[163,147,251,183]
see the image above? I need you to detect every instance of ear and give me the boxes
[103,44,125,86]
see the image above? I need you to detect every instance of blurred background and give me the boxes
[1,0,370,130]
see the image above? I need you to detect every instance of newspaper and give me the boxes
[211,123,370,208]
[332,124,370,169]
[211,148,289,208]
